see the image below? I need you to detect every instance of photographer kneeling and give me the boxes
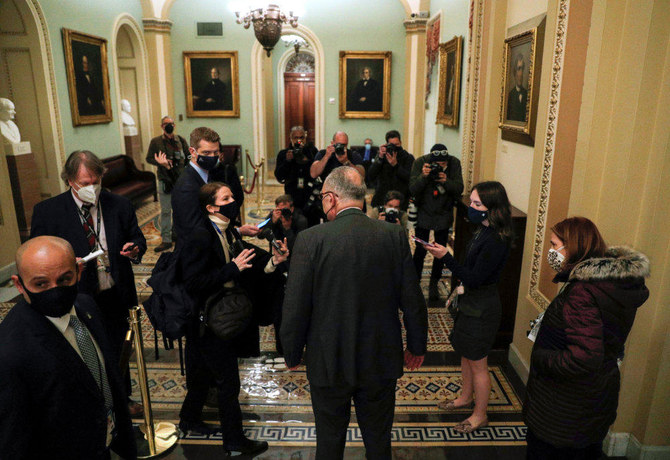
[266,194,308,254]
[368,190,409,237]
[409,144,464,300]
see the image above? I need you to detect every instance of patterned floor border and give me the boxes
[157,420,527,446]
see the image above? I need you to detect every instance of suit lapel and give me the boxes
[64,192,93,256]
[187,163,206,186]
[23,302,103,402]
[99,192,117,254]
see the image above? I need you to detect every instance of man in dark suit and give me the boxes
[76,55,104,116]
[281,167,427,459]
[30,150,147,416]
[507,54,528,122]
[349,67,382,112]
[194,67,229,111]
[0,236,136,459]
[171,127,259,250]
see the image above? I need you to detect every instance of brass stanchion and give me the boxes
[245,149,269,219]
[128,307,178,458]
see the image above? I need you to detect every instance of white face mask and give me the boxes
[75,182,101,204]
[547,246,565,271]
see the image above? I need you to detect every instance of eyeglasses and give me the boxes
[431,150,448,157]
[318,191,338,201]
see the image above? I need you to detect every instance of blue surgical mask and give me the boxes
[196,154,219,171]
[365,144,371,152]
[468,206,488,224]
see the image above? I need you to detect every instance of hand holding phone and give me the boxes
[257,217,271,229]
[411,235,435,247]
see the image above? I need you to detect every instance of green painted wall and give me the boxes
[41,0,144,159]
[423,0,470,160]
[170,0,408,164]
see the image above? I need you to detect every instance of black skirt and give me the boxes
[449,284,501,360]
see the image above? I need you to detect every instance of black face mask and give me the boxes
[19,278,78,318]
[213,201,239,221]
[164,123,175,134]
[196,154,219,170]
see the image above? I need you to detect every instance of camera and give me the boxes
[334,143,347,156]
[280,208,293,219]
[385,143,399,156]
[378,205,399,223]
[428,162,442,180]
[292,141,306,162]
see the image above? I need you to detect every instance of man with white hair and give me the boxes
[0,98,20,144]
[281,166,427,459]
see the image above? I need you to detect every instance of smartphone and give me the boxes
[411,235,434,247]
[257,217,271,229]
[271,239,286,254]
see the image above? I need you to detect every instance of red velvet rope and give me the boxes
[242,152,263,194]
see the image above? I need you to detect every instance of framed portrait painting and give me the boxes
[184,51,239,118]
[62,29,112,126]
[339,51,391,119]
[436,36,463,127]
[499,22,545,145]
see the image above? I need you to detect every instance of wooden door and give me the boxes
[284,72,315,147]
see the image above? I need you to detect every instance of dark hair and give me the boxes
[385,130,401,143]
[60,150,105,185]
[275,194,294,206]
[190,127,221,149]
[472,181,514,242]
[551,217,607,272]
[384,190,404,204]
[198,181,230,212]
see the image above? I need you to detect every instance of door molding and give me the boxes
[277,48,315,150]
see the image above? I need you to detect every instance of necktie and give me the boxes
[69,315,113,411]
[80,204,97,250]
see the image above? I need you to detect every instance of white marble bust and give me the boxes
[0,98,21,144]
[121,99,138,136]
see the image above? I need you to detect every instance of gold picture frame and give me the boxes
[339,51,391,119]
[436,36,463,127]
[499,23,545,145]
[184,51,239,118]
[62,28,112,126]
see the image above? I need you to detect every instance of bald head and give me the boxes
[13,237,79,300]
[332,131,349,146]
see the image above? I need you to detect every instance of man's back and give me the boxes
[281,208,426,387]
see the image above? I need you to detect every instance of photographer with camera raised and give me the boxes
[368,190,409,237]
[267,194,308,254]
[368,130,414,210]
[310,131,365,181]
[274,126,318,223]
[409,144,464,300]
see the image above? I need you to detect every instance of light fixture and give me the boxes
[281,34,307,55]
[235,4,299,57]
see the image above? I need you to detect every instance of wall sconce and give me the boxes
[281,34,307,55]
[235,4,299,57]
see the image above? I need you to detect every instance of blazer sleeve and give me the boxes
[171,175,202,238]
[0,352,33,458]
[274,150,290,183]
[396,227,428,355]
[441,236,508,289]
[280,231,314,367]
[119,198,147,262]
[531,284,605,379]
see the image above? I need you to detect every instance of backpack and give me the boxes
[143,249,194,341]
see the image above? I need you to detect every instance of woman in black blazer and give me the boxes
[178,181,288,456]
[423,181,513,434]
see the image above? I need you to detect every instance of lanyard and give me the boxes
[76,204,106,251]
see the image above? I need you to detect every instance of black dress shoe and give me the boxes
[154,242,173,253]
[178,420,220,437]
[224,438,268,456]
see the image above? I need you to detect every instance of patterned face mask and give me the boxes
[547,246,565,271]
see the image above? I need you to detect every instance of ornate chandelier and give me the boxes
[235,4,299,57]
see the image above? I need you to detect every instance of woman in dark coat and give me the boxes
[524,217,649,459]
[178,182,288,456]
[424,181,513,433]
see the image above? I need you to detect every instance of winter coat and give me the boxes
[523,246,650,448]
[408,153,463,231]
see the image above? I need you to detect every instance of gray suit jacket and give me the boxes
[281,208,427,387]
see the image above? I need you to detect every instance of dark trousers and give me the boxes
[95,286,132,397]
[526,429,604,460]
[309,379,396,460]
[180,324,244,444]
[413,227,449,280]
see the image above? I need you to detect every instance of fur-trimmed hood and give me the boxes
[569,246,650,282]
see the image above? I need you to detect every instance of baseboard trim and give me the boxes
[0,262,16,284]
[604,431,670,459]
[508,343,530,384]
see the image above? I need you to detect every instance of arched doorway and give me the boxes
[112,14,152,170]
[280,51,315,148]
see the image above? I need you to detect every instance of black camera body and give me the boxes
[334,143,347,156]
[292,141,306,162]
[280,208,293,219]
[378,206,400,223]
[385,143,399,156]
[428,162,442,180]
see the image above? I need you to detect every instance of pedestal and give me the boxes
[124,134,142,167]
[5,141,40,242]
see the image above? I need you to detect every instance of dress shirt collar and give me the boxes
[190,160,209,183]
[46,305,77,335]
[337,206,363,216]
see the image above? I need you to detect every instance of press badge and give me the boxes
[527,311,544,342]
[297,178,304,189]
[106,409,116,446]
